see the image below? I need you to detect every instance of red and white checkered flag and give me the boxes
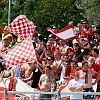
[4,15,34,40]
[4,37,37,68]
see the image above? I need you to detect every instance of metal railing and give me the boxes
[0,90,100,100]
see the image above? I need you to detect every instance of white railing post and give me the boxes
[57,90,61,100]
[4,90,8,100]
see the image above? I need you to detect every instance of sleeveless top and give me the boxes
[3,70,11,78]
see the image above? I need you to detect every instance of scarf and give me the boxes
[83,70,88,84]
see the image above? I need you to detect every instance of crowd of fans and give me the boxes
[0,19,100,100]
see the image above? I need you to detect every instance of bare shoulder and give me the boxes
[89,69,96,75]
[21,63,35,72]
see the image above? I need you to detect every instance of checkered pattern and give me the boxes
[4,15,34,40]
[5,37,37,68]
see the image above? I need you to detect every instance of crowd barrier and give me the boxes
[0,90,100,100]
[0,78,99,100]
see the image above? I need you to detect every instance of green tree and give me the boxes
[76,0,100,26]
[0,0,84,37]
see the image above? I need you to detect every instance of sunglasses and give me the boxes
[52,28,57,29]
[82,23,88,24]
[75,34,79,35]
[46,45,51,46]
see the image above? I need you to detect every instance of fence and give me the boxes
[0,90,100,100]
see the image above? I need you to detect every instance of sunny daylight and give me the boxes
[0,0,100,100]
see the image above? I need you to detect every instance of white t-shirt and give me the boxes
[12,65,21,77]
[68,79,85,100]
[60,63,65,81]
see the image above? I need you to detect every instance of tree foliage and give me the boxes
[76,0,100,25]
[0,0,85,37]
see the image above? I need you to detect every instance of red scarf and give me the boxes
[8,77,15,91]
[66,67,71,77]
[83,70,88,84]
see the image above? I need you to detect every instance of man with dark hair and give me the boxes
[79,61,100,99]
[82,49,90,61]
[91,30,100,47]
[0,38,10,53]
[78,19,92,41]
[92,48,99,59]
[38,66,56,100]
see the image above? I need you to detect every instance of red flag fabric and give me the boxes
[4,15,34,40]
[4,37,37,68]
[46,25,76,40]
[0,26,3,33]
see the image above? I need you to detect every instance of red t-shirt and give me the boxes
[65,67,74,77]
[66,47,74,59]
[88,63,100,78]
[80,28,92,41]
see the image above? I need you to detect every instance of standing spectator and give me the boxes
[53,50,62,81]
[2,27,13,47]
[78,19,92,41]
[38,66,56,100]
[92,30,100,48]
[68,71,85,100]
[92,48,99,59]
[20,63,35,86]
[12,65,21,77]
[63,61,74,79]
[60,54,69,81]
[78,61,100,99]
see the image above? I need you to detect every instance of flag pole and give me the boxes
[8,0,11,25]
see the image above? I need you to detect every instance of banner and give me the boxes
[46,25,76,40]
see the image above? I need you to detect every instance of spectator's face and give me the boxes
[3,41,10,47]
[73,72,79,80]
[92,50,96,57]
[46,43,51,50]
[64,62,70,68]
[59,40,65,46]
[33,36,38,42]
[45,67,50,74]
[74,31,80,38]
[82,22,89,29]
[52,26,58,32]
[94,33,100,40]
[46,58,52,64]
[83,43,91,50]
[71,62,77,69]
[63,55,69,62]
[54,53,60,60]
[73,45,79,52]
[46,50,52,56]
[88,57,95,66]
[48,37,54,43]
